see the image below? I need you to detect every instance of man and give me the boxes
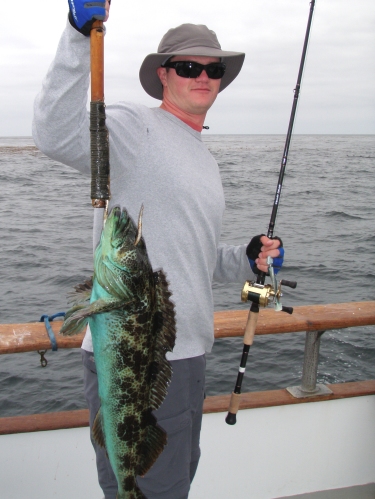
[32,2,283,498]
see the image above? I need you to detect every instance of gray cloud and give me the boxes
[1,0,374,136]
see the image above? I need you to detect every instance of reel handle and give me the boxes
[280,279,297,289]
[281,306,294,315]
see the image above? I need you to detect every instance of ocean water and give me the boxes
[0,134,374,417]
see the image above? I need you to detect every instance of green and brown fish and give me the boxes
[60,205,176,499]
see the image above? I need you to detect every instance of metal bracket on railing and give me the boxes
[287,330,333,398]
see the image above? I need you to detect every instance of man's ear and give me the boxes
[157,67,167,87]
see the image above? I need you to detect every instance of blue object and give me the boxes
[68,0,106,30]
[248,249,284,275]
[40,312,66,351]
[248,257,257,274]
[272,247,284,274]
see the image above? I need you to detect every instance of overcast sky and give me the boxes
[2,0,374,136]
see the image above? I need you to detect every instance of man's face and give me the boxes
[157,55,222,116]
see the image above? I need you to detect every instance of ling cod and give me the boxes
[60,205,176,499]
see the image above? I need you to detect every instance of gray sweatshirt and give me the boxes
[32,22,252,360]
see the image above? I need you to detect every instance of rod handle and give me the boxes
[90,20,105,101]
[243,306,259,346]
[90,20,110,207]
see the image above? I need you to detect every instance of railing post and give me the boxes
[287,330,333,398]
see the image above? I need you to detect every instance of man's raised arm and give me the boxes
[32,1,110,172]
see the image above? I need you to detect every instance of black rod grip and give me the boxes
[90,101,110,205]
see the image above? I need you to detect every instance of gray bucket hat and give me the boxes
[139,23,245,100]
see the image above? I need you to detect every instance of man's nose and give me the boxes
[196,70,209,81]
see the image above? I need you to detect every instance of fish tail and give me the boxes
[116,483,147,499]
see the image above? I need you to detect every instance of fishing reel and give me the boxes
[241,257,297,314]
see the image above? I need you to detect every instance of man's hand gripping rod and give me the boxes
[226,0,316,425]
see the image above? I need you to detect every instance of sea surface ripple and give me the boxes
[0,135,374,416]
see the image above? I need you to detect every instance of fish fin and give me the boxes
[95,249,131,301]
[92,409,106,449]
[148,270,176,411]
[137,416,167,477]
[59,304,89,336]
[67,277,93,305]
[60,297,124,336]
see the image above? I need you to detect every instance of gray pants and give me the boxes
[82,349,206,499]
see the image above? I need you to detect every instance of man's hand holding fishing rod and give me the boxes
[68,0,110,34]
[248,235,284,275]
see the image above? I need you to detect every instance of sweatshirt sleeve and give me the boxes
[213,243,253,283]
[32,19,91,174]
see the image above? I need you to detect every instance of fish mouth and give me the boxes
[108,206,143,248]
[105,204,143,246]
[110,206,131,242]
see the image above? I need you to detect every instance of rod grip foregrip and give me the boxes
[228,391,242,413]
[90,20,110,207]
[90,101,110,205]
[243,308,259,346]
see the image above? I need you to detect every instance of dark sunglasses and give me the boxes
[161,61,226,79]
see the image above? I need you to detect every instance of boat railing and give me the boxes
[1,301,375,434]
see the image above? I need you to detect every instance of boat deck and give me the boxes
[281,483,375,498]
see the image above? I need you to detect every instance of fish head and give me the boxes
[94,206,152,298]
[103,205,149,269]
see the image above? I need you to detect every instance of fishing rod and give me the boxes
[225,0,316,426]
[90,19,110,215]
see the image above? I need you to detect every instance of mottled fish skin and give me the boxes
[61,206,176,499]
